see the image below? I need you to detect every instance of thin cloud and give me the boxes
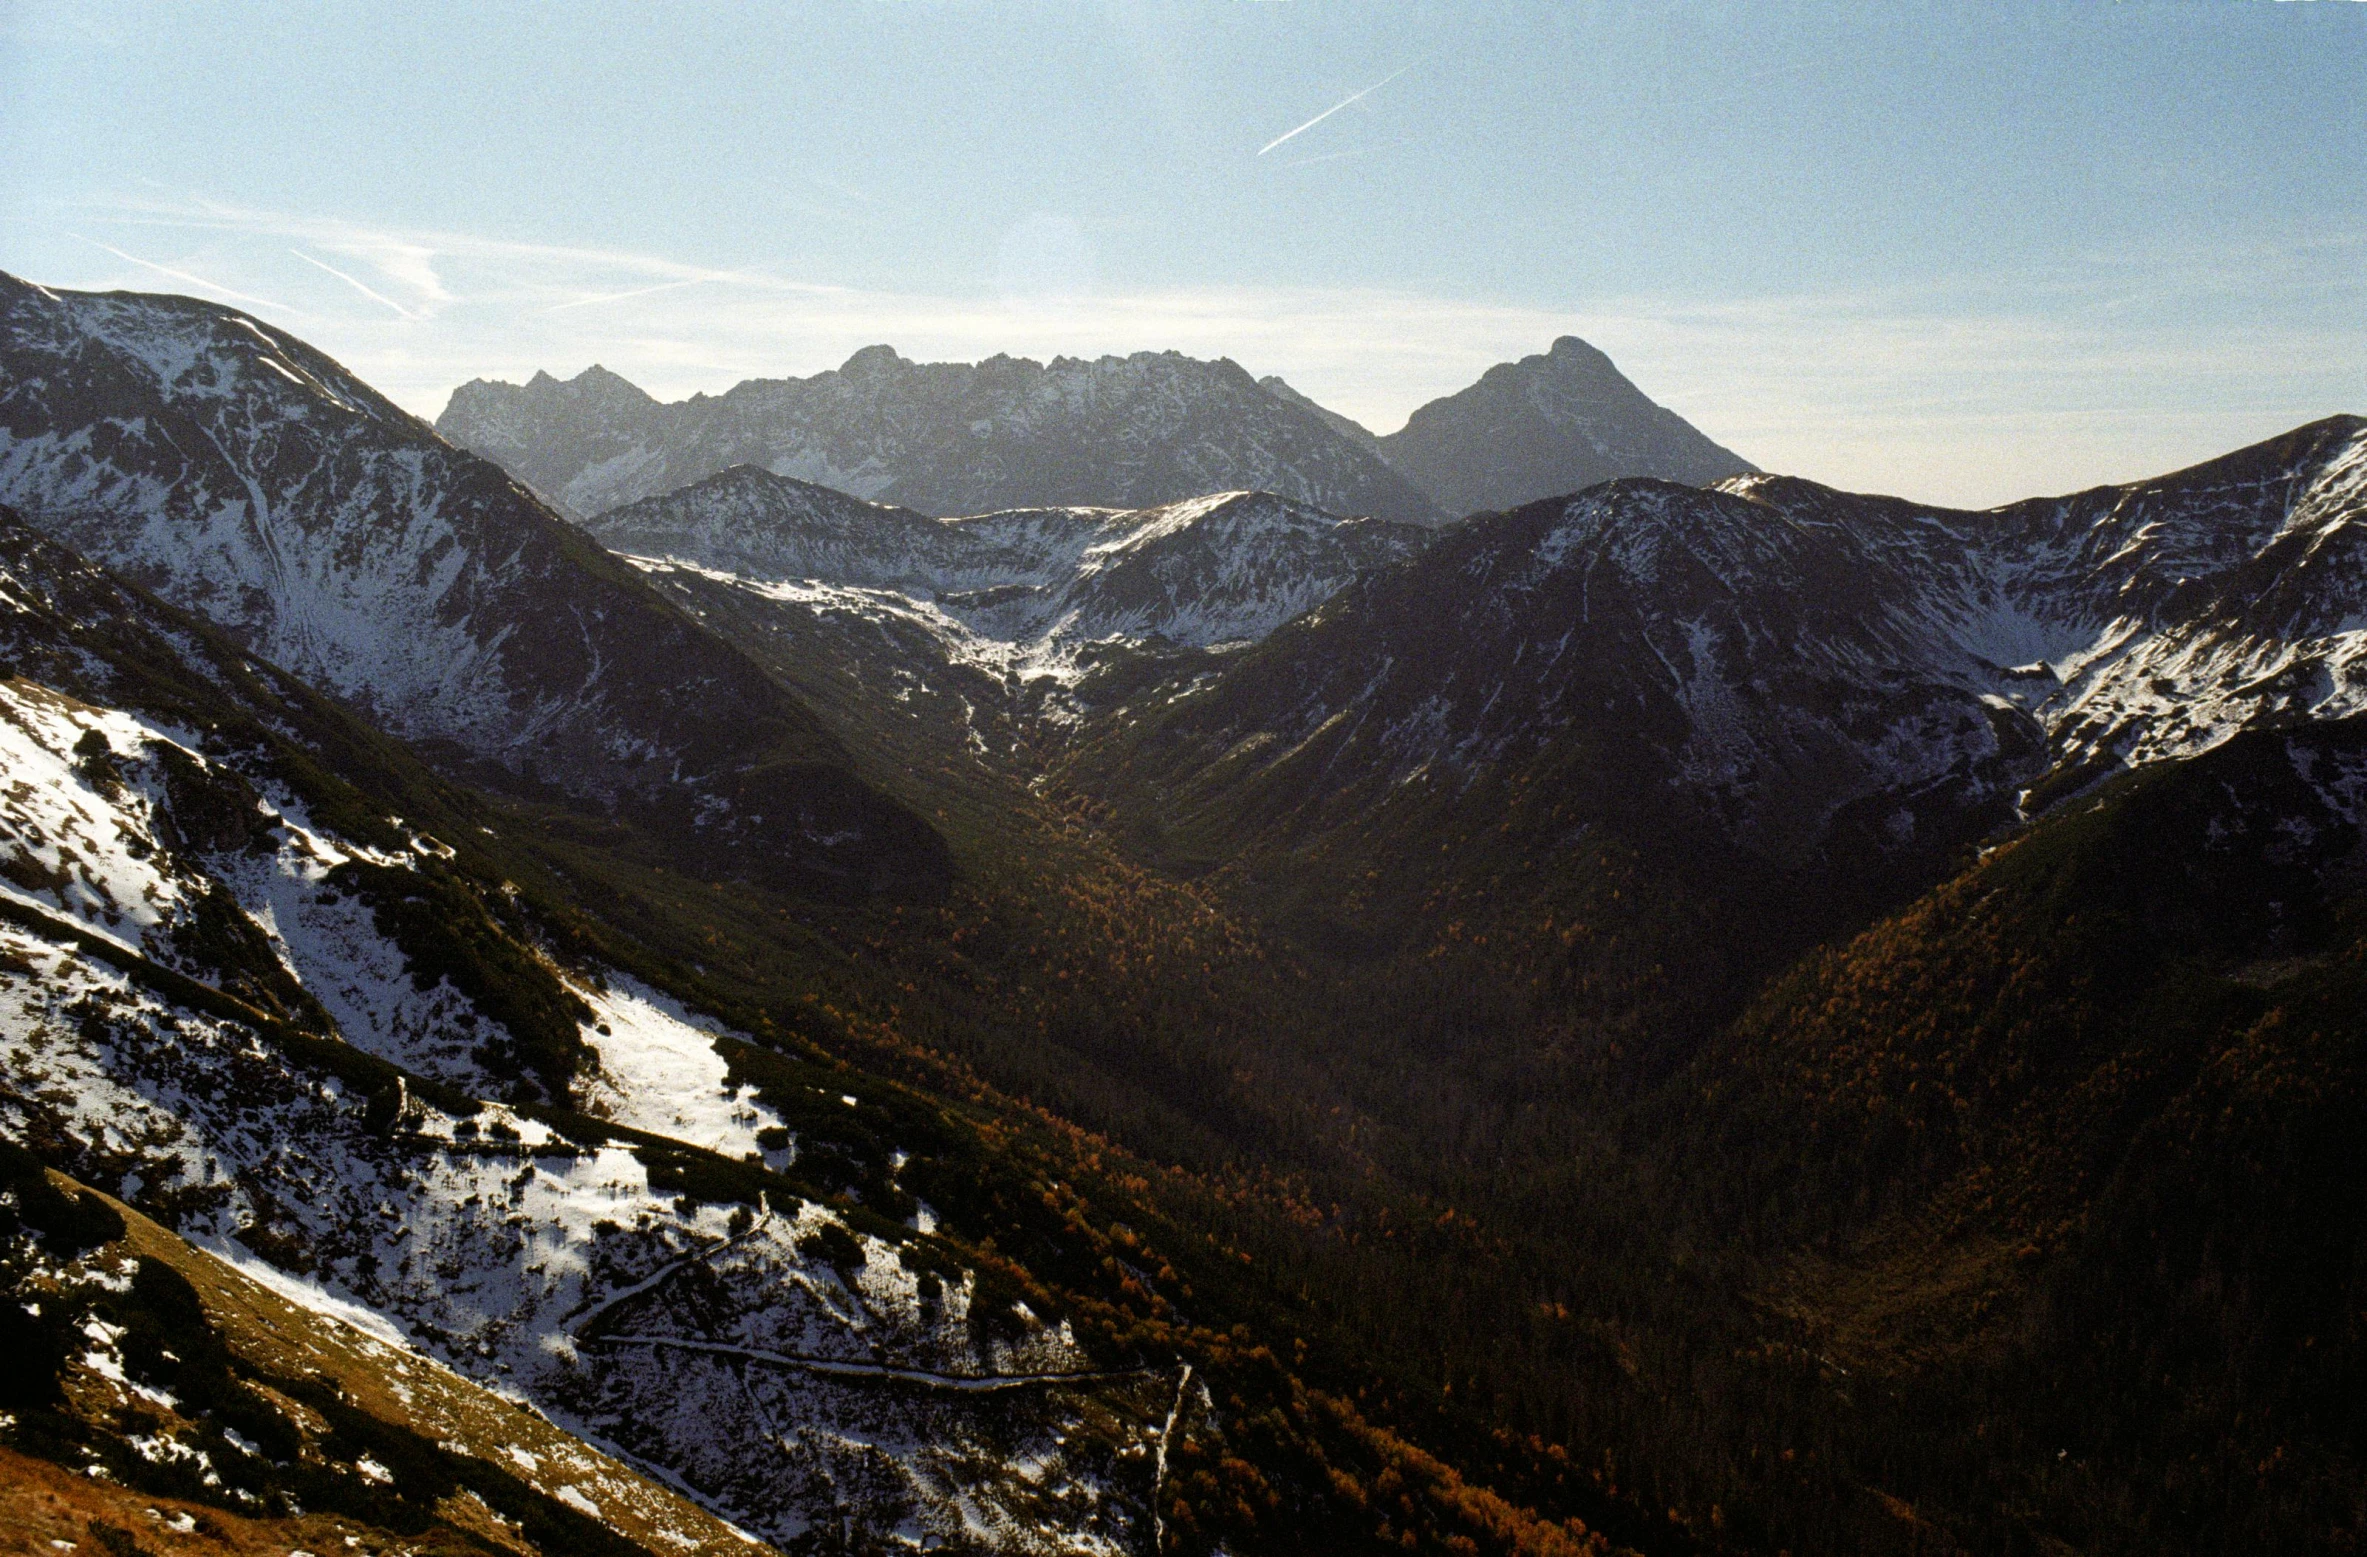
[290,248,418,319]
[69,235,301,316]
[1279,141,1405,170]
[546,278,716,313]
[1256,68,1408,157]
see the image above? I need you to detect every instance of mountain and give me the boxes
[583,465,1433,725]
[1040,416,2367,1554]
[1068,415,2367,898]
[1259,374,1383,453]
[0,295,1644,1557]
[0,273,943,895]
[1662,714,2367,1553]
[1372,336,1756,517]
[438,346,1446,524]
[15,266,2367,1557]
[0,504,1203,1549]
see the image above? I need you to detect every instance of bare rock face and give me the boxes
[439,346,1445,525]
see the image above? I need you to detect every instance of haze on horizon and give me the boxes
[3,0,2362,508]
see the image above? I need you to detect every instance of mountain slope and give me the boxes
[439,347,1445,524]
[1,1163,764,1557]
[0,273,943,896]
[1259,375,1382,453]
[1657,716,2367,1554]
[586,465,1432,714]
[1375,337,1755,517]
[0,512,1204,1553]
[0,361,1647,1557]
[1069,416,2367,896]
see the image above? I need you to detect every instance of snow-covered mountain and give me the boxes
[584,463,1432,703]
[1068,415,2367,881]
[0,507,1178,1552]
[438,346,1445,525]
[0,274,941,894]
[1372,336,1755,518]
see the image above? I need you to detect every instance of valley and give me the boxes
[2,271,2363,1557]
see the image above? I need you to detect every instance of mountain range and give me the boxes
[0,272,941,897]
[436,333,1751,526]
[437,346,1445,524]
[5,271,2365,1557]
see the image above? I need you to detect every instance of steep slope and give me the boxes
[1259,375,1382,454]
[0,275,943,896]
[0,1162,763,1557]
[438,347,1445,524]
[0,409,1649,1557]
[0,519,1195,1553]
[1657,717,2367,1554]
[1040,419,2367,1163]
[1734,413,2367,785]
[1070,416,2367,901]
[1375,337,1755,517]
[587,465,1432,712]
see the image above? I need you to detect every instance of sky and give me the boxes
[3,0,2364,507]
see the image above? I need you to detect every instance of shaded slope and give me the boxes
[1376,337,1755,516]
[1654,717,2367,1554]
[0,276,944,896]
[1066,417,2367,974]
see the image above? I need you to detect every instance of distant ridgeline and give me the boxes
[436,334,1751,525]
[5,265,2367,1557]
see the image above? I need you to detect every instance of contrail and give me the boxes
[71,235,299,315]
[546,277,712,312]
[1280,140,1406,170]
[1257,67,1408,157]
[290,248,418,319]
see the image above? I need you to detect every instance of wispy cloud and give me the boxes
[1256,68,1407,157]
[289,248,417,319]
[545,278,718,313]
[70,234,301,316]
[1277,140,1405,170]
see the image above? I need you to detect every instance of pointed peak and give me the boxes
[1545,335,1616,370]
[840,344,909,377]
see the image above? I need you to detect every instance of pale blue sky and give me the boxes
[4,0,2363,504]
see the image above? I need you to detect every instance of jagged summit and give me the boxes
[439,345,1444,525]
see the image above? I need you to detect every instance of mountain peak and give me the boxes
[839,343,908,378]
[440,344,1442,523]
[1545,334,1616,370]
[1376,337,1756,516]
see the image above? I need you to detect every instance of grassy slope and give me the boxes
[1,1169,761,1557]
